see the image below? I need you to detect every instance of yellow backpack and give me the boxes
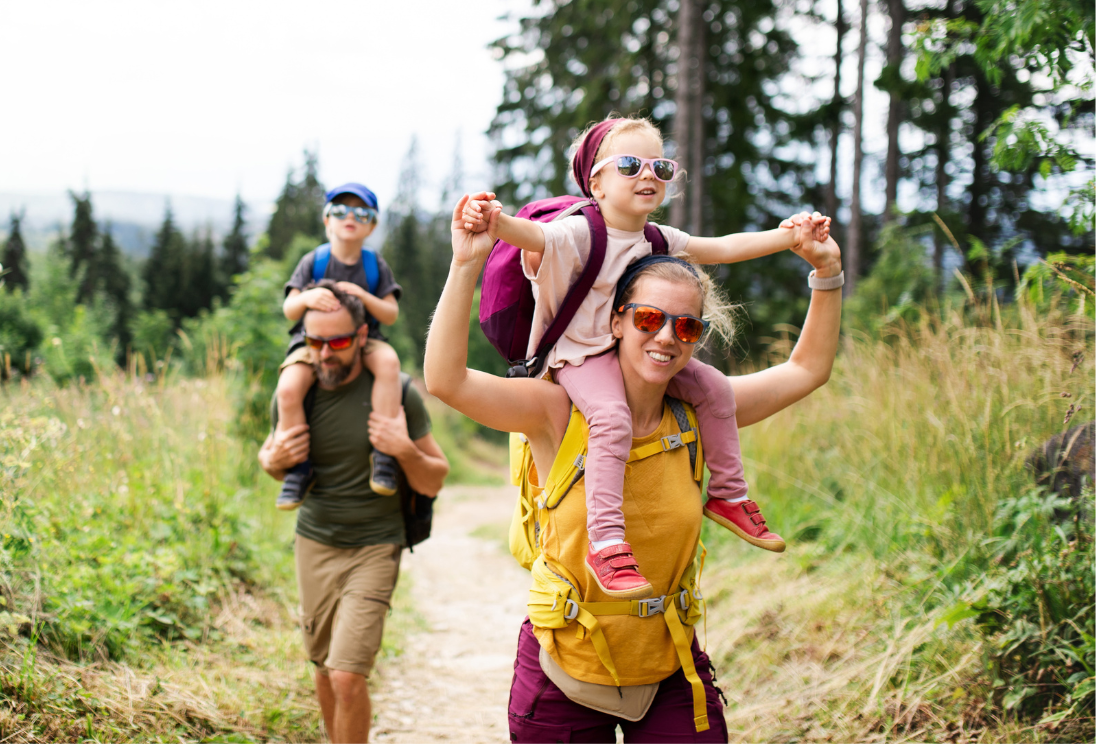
[507,397,712,732]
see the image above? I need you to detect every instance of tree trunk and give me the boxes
[825,0,846,225]
[933,63,953,286]
[845,0,868,296]
[883,0,905,224]
[671,0,706,235]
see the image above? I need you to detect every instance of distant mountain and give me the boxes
[0,191,268,256]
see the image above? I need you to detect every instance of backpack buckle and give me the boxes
[678,589,690,610]
[506,358,539,379]
[564,599,579,621]
[661,433,684,452]
[637,595,667,617]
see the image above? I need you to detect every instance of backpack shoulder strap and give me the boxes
[311,244,332,283]
[527,203,607,377]
[363,248,380,295]
[644,223,669,255]
[665,397,700,480]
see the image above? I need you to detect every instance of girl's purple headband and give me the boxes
[571,118,623,200]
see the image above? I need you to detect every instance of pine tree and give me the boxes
[66,191,99,304]
[1,211,30,293]
[266,150,326,260]
[98,224,133,361]
[142,203,188,319]
[219,194,249,295]
[188,229,218,316]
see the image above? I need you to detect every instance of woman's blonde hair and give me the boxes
[614,254,739,351]
[569,115,683,194]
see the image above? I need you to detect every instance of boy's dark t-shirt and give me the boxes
[284,248,402,351]
[270,371,432,549]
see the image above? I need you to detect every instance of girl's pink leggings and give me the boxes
[556,350,747,543]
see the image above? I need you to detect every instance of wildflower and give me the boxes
[111,406,121,416]
[51,338,61,346]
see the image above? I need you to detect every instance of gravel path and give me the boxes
[371,483,529,742]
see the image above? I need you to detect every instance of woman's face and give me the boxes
[611,275,702,388]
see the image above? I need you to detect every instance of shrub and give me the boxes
[942,487,1094,726]
[0,288,42,377]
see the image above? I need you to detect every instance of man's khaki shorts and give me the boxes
[295,535,402,677]
[279,338,388,372]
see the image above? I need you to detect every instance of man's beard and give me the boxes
[314,356,354,387]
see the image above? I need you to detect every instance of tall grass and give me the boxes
[743,301,1092,576]
[701,299,1094,742]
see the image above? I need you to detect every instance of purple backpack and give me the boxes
[478,196,667,378]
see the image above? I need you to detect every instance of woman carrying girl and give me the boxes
[426,186,842,740]
[461,116,833,597]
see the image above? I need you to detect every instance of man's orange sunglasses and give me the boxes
[304,333,357,351]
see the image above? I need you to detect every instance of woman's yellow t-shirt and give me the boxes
[533,402,703,686]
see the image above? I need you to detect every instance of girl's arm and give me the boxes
[685,213,829,265]
[425,196,568,441]
[463,191,546,254]
[731,234,843,427]
[335,283,399,325]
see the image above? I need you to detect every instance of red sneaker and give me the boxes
[703,499,786,552]
[585,543,653,599]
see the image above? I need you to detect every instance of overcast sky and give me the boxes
[0,0,525,216]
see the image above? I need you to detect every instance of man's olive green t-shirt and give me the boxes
[270,371,431,549]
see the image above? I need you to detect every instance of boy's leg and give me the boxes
[275,351,317,510]
[558,352,652,599]
[362,340,401,496]
[667,358,785,552]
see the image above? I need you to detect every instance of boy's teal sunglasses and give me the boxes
[324,203,378,224]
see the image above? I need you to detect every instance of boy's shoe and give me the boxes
[277,461,315,511]
[369,450,399,496]
[585,543,653,599]
[703,498,786,552]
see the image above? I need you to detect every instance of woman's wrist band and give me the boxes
[808,269,844,291]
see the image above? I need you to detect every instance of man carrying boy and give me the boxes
[259,283,449,742]
[276,183,405,509]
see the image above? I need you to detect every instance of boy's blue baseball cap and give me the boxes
[325,183,379,210]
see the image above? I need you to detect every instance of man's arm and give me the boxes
[367,410,450,496]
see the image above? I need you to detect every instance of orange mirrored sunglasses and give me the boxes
[617,304,710,344]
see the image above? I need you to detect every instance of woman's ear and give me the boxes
[610,311,624,340]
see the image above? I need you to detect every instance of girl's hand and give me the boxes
[462,191,501,234]
[779,211,831,250]
[451,194,501,264]
[301,287,341,312]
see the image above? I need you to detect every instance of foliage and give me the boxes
[843,221,938,335]
[63,191,99,304]
[913,0,1095,237]
[939,488,1094,724]
[1,211,29,293]
[0,289,42,377]
[141,205,221,325]
[265,150,325,261]
[1018,251,1096,317]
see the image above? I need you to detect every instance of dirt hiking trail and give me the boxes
[372,483,528,742]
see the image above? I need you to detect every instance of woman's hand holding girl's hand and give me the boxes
[452,194,501,265]
[462,191,503,234]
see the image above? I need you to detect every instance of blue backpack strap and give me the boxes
[311,243,332,282]
[362,248,380,295]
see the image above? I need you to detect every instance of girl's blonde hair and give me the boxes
[615,254,739,351]
[569,115,683,194]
